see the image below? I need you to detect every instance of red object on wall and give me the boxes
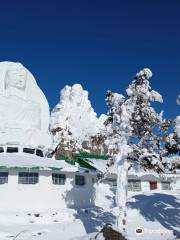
[150,181,157,190]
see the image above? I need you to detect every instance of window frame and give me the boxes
[36,149,44,157]
[128,180,141,192]
[92,177,97,183]
[0,172,8,184]
[23,148,35,154]
[18,172,39,184]
[75,175,85,186]
[161,181,171,190]
[0,147,4,153]
[52,173,66,185]
[6,147,18,153]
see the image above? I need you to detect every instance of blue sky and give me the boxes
[0,0,179,119]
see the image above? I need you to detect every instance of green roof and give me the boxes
[56,151,109,171]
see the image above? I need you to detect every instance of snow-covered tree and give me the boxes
[164,95,180,156]
[174,95,180,143]
[163,95,180,169]
[105,68,165,233]
[50,84,106,157]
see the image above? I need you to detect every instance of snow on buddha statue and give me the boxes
[0,62,52,149]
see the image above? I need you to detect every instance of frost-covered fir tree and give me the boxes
[167,95,180,152]
[175,96,180,144]
[105,68,165,233]
[172,96,180,166]
[163,95,180,169]
[50,84,106,158]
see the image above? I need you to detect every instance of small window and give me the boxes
[92,178,97,183]
[0,147,4,153]
[75,175,85,186]
[150,181,157,190]
[0,172,8,184]
[52,173,66,185]
[128,180,141,191]
[97,173,103,180]
[7,147,18,153]
[18,172,39,184]
[23,148,35,154]
[36,149,43,157]
[161,181,171,190]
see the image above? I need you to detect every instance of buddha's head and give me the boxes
[5,64,27,90]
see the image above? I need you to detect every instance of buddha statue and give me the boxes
[0,62,52,149]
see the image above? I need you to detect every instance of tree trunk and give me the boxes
[116,157,128,233]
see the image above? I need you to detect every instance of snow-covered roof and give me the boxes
[78,156,179,181]
[84,158,109,173]
[0,153,79,172]
[88,158,177,181]
[127,173,174,181]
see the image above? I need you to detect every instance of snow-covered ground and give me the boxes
[127,191,180,240]
[0,187,179,240]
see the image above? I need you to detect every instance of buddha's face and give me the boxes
[6,67,27,90]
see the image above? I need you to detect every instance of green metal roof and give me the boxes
[56,151,109,171]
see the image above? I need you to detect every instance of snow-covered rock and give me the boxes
[0,62,52,149]
[50,84,106,149]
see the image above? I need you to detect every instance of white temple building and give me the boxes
[0,62,96,211]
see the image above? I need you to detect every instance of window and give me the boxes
[128,180,141,191]
[18,172,39,184]
[92,177,97,183]
[0,172,8,184]
[150,181,157,190]
[161,181,171,190]
[75,175,85,186]
[23,148,35,154]
[52,173,66,185]
[0,147,4,153]
[7,147,18,153]
[36,149,43,157]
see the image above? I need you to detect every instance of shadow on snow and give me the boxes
[128,193,180,236]
[63,180,116,234]
[74,207,116,233]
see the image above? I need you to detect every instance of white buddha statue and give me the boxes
[0,62,52,149]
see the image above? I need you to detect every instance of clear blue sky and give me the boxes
[0,0,179,119]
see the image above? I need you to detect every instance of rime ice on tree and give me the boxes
[105,68,165,233]
[50,83,106,155]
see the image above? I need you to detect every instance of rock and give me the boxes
[34,213,40,217]
[95,224,128,240]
